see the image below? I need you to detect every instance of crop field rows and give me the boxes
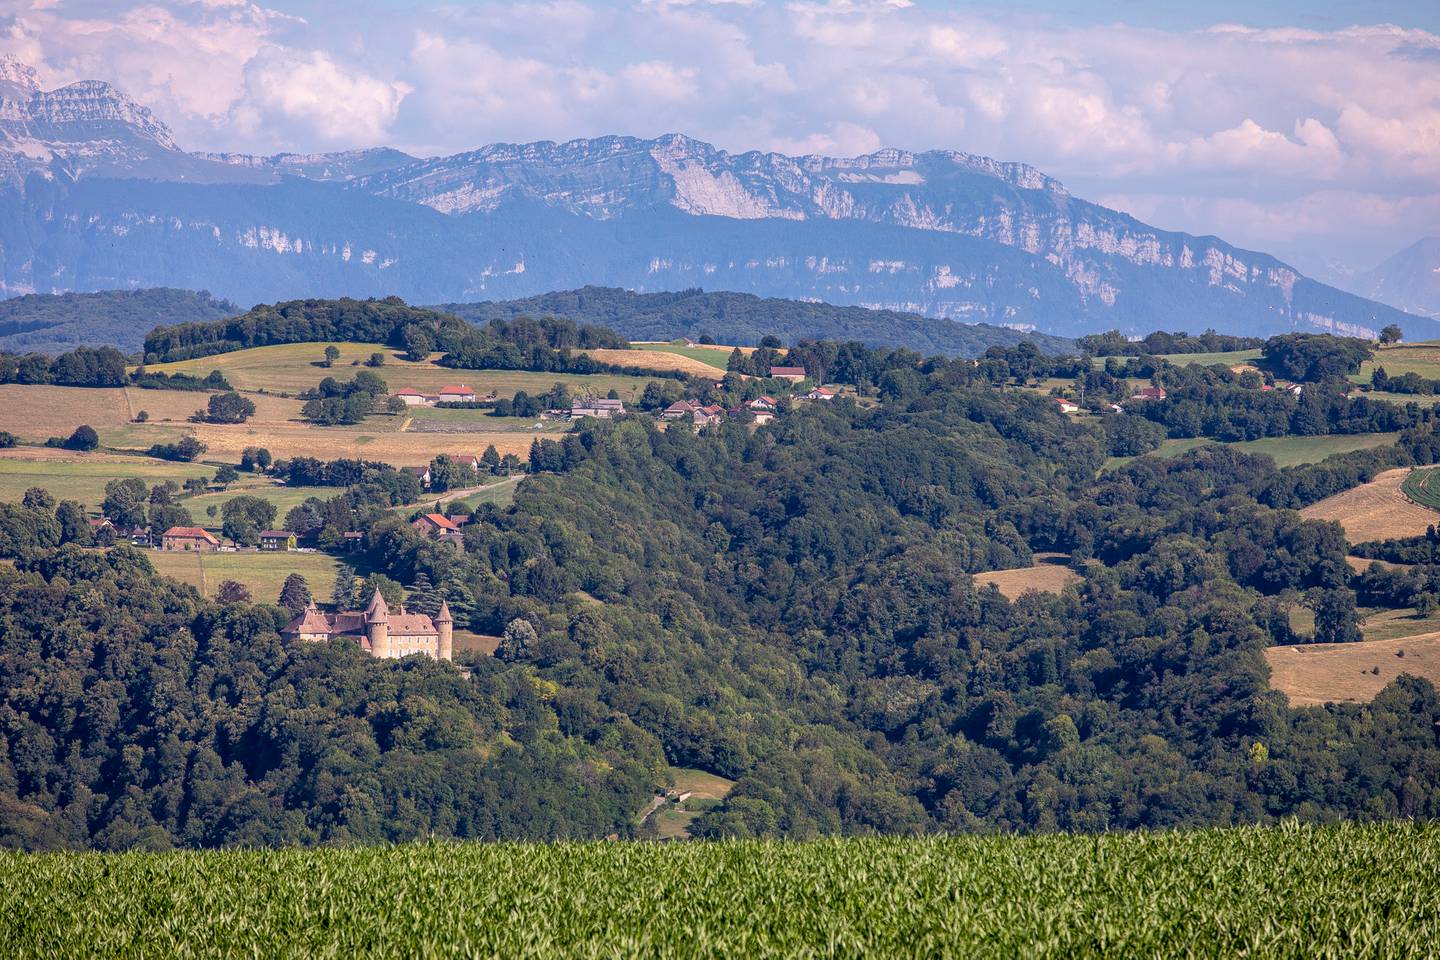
[1300,468,1440,543]
[1,823,1436,957]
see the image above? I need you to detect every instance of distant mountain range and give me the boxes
[1356,237,1440,320]
[0,54,1429,340]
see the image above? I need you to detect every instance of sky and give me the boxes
[2,0,1437,281]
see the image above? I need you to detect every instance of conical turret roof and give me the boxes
[365,588,389,623]
[435,600,453,623]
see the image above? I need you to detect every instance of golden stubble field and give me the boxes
[1265,634,1440,707]
[1300,468,1440,543]
[972,554,1082,600]
[0,383,546,467]
[145,342,661,400]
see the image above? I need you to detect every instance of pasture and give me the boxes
[973,554,1081,600]
[181,479,335,528]
[2,823,1438,957]
[1155,348,1264,367]
[1354,342,1440,385]
[143,343,661,400]
[1300,468,1440,543]
[0,448,213,508]
[1265,634,1440,707]
[146,549,342,603]
[1104,432,1400,473]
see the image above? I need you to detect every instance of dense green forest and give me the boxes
[433,287,1077,356]
[4,330,1440,850]
[0,289,236,355]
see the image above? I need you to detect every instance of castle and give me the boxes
[281,589,453,661]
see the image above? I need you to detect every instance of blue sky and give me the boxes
[4,0,1437,279]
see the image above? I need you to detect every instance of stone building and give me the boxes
[281,589,453,660]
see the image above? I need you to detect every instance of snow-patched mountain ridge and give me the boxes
[0,57,1426,339]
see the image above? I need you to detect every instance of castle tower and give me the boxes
[365,589,391,658]
[435,600,454,661]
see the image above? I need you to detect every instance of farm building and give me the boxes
[259,530,296,551]
[437,384,476,402]
[1129,386,1167,402]
[394,388,432,406]
[1054,398,1080,414]
[413,513,464,542]
[801,387,837,401]
[662,400,699,420]
[161,526,221,552]
[281,591,454,661]
[770,366,806,382]
[572,398,626,419]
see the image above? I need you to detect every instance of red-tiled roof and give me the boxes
[163,526,219,544]
[419,513,459,530]
[770,366,806,376]
[438,384,475,394]
[396,388,427,396]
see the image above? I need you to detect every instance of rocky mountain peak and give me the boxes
[26,78,177,149]
[0,54,39,100]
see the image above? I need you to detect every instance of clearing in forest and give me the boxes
[1265,634,1440,707]
[643,767,736,840]
[1300,468,1440,543]
[973,554,1081,600]
[147,549,342,604]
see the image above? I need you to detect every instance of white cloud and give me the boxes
[230,47,410,148]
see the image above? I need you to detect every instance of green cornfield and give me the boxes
[1403,466,1440,511]
[2,822,1437,958]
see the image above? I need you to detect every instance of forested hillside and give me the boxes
[4,334,1440,849]
[433,287,1077,356]
[0,289,236,355]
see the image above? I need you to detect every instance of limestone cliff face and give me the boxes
[0,57,1426,339]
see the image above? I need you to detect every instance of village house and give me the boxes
[281,590,454,661]
[437,384,477,403]
[452,454,483,472]
[1054,398,1080,414]
[394,388,432,407]
[801,386,837,401]
[1129,385,1167,402]
[259,529,296,551]
[128,526,151,547]
[751,409,776,425]
[662,400,700,420]
[692,404,725,427]
[770,366,806,383]
[161,526,221,552]
[88,517,114,535]
[412,512,464,542]
[749,396,778,412]
[571,398,626,419]
[341,531,365,552]
[402,465,431,489]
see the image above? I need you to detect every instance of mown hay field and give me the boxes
[588,347,727,377]
[1300,467,1440,543]
[972,554,1081,600]
[146,549,342,603]
[2,824,1437,958]
[144,342,662,400]
[1265,634,1440,707]
[0,449,214,508]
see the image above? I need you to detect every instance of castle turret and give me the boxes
[365,589,391,658]
[435,600,453,661]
